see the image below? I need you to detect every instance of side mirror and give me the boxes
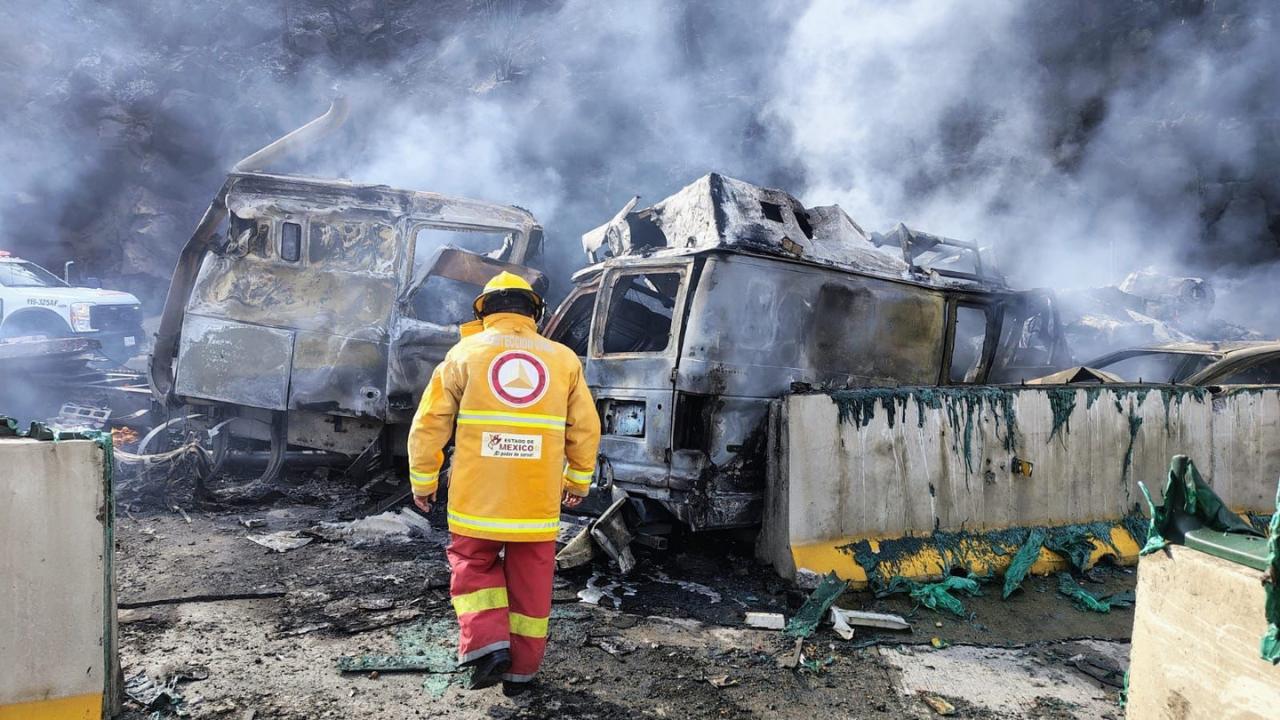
[85,277,103,289]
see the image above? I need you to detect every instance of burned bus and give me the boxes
[544,173,1071,532]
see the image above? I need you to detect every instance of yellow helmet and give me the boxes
[473,271,545,320]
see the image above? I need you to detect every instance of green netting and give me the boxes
[1120,408,1144,489]
[831,386,1019,474]
[785,572,849,638]
[337,618,461,696]
[881,575,982,618]
[1002,528,1045,598]
[1046,388,1076,441]
[1044,525,1102,572]
[845,514,1139,593]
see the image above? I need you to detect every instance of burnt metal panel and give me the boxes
[287,409,382,454]
[678,253,946,397]
[594,388,674,491]
[288,331,388,419]
[175,314,294,410]
[186,239,399,342]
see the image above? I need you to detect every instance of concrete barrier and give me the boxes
[0,436,118,720]
[758,386,1280,585]
[1126,545,1279,718]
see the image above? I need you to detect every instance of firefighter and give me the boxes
[408,271,601,696]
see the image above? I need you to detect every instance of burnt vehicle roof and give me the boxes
[224,172,541,231]
[576,172,1007,293]
[1026,341,1280,386]
[1086,340,1280,363]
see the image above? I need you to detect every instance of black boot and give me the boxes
[467,649,511,690]
[502,680,532,697]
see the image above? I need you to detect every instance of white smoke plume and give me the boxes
[0,0,1277,319]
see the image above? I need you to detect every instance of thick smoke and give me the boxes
[0,0,1278,323]
[770,0,1280,303]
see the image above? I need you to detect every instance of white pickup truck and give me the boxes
[0,251,144,362]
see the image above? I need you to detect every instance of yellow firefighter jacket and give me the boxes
[408,312,601,542]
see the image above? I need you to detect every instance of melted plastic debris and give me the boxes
[577,571,637,609]
[650,570,723,604]
[310,508,435,546]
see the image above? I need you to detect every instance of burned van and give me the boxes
[148,102,545,480]
[544,174,1070,531]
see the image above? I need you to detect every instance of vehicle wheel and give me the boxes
[0,312,72,340]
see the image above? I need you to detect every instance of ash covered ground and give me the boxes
[112,469,1133,720]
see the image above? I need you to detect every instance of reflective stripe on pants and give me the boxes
[446,533,555,679]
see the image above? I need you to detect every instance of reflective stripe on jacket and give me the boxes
[408,312,602,542]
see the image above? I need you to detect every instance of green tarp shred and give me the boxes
[881,575,982,618]
[1057,574,1111,613]
[785,572,850,638]
[1002,529,1045,598]
[1263,485,1280,664]
[1138,455,1259,556]
[1044,526,1098,572]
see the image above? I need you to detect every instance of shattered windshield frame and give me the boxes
[597,269,686,357]
[1092,351,1214,384]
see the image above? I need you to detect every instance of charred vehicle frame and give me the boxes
[148,101,546,481]
[544,173,1072,532]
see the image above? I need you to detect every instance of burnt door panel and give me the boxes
[588,264,692,495]
[175,314,295,410]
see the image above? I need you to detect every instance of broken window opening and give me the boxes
[404,228,516,326]
[760,201,785,223]
[224,213,263,258]
[994,297,1054,369]
[413,227,510,267]
[1214,356,1280,385]
[1097,352,1196,384]
[602,272,681,355]
[547,291,596,357]
[280,221,302,263]
[949,304,990,383]
[794,207,815,239]
[408,275,483,327]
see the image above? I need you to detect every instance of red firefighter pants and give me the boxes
[446,533,556,683]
